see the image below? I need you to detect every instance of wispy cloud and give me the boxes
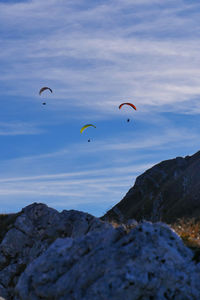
[0,122,44,135]
[0,124,197,164]
[0,163,152,184]
[1,0,200,215]
[1,0,200,116]
[0,161,153,216]
[0,124,198,214]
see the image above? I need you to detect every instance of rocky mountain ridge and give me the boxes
[103,150,200,223]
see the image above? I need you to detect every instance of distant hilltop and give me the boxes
[103,150,200,224]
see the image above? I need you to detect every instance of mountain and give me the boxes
[103,150,200,224]
[1,151,200,299]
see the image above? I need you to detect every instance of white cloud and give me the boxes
[1,0,200,116]
[0,162,152,183]
[0,124,196,167]
[0,161,153,216]
[1,0,200,215]
[0,122,44,135]
[0,125,197,208]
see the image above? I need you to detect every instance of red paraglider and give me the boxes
[119,102,137,123]
[119,103,137,110]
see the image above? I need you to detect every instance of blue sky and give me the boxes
[1,0,200,216]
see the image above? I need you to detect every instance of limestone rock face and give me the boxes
[14,221,200,300]
[0,203,111,299]
[0,203,200,299]
[103,150,200,223]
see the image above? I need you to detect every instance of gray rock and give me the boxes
[0,202,199,300]
[0,228,29,258]
[0,203,110,299]
[0,284,8,299]
[124,218,138,231]
[15,221,200,300]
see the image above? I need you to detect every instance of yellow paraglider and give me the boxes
[80,124,96,133]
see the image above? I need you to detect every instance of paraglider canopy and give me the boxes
[80,124,96,133]
[119,103,137,110]
[39,87,53,95]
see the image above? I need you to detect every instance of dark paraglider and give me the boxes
[39,87,52,105]
[39,87,53,95]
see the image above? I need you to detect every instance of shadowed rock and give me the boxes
[103,150,200,223]
[0,203,111,299]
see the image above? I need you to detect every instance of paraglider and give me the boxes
[39,87,53,105]
[80,124,96,133]
[39,87,53,95]
[80,124,96,142]
[119,103,136,110]
[119,102,137,123]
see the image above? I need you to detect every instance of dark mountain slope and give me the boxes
[103,150,200,223]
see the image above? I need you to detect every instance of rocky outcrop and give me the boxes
[14,221,200,300]
[0,203,200,299]
[103,150,200,223]
[0,203,111,299]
